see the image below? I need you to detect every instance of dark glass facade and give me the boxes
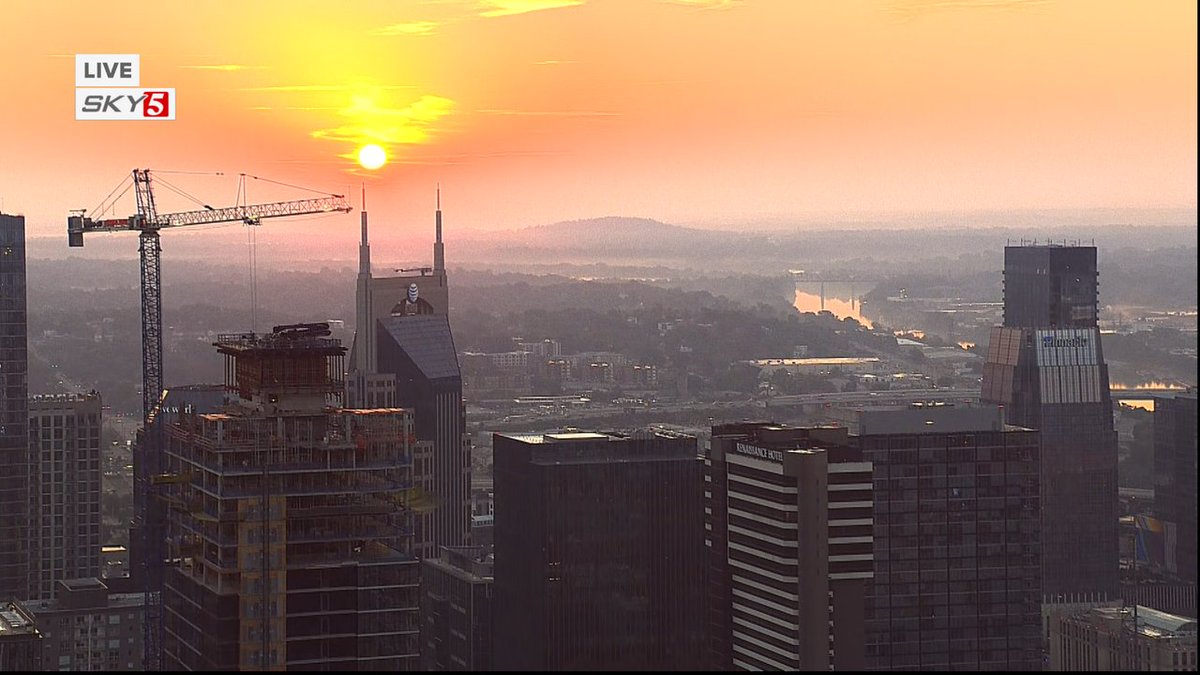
[1002,245,1099,329]
[982,245,1119,600]
[858,414,1042,671]
[1153,391,1197,584]
[493,431,705,671]
[420,546,493,671]
[377,315,470,553]
[0,213,28,603]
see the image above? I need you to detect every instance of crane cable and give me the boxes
[91,174,134,218]
[242,173,342,197]
[237,174,259,334]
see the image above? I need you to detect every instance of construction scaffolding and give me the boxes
[158,324,425,670]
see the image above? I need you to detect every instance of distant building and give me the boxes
[15,578,143,671]
[749,356,882,376]
[493,430,705,671]
[348,192,470,552]
[1047,603,1197,671]
[856,403,1043,671]
[1154,390,1197,585]
[0,212,29,603]
[516,338,561,358]
[420,546,493,671]
[161,326,423,670]
[982,244,1119,600]
[0,603,41,671]
[28,391,103,600]
[705,423,872,671]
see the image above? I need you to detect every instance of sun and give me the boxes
[357,144,387,170]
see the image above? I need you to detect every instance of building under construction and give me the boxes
[160,323,428,670]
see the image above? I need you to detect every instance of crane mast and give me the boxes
[67,169,350,670]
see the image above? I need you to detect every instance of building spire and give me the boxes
[433,183,445,272]
[359,183,370,276]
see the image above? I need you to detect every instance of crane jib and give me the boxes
[67,195,351,245]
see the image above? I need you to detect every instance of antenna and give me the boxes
[433,184,445,271]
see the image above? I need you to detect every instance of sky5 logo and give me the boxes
[75,55,175,120]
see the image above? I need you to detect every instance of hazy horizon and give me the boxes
[2,1,1196,238]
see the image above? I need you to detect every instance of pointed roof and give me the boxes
[377,314,461,381]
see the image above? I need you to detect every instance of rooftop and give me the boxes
[0,606,38,636]
[1088,605,1198,638]
[752,357,880,366]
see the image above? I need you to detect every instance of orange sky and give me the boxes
[0,0,1195,240]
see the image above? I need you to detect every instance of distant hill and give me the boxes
[507,216,738,251]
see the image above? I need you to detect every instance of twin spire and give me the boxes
[357,185,446,275]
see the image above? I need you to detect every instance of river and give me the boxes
[793,281,875,328]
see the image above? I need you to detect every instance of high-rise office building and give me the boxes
[493,430,706,671]
[420,545,493,671]
[348,191,469,552]
[705,423,873,672]
[855,404,1042,671]
[28,392,103,600]
[1153,390,1197,585]
[376,315,468,558]
[160,325,423,670]
[0,213,29,603]
[981,244,1118,600]
[14,577,144,671]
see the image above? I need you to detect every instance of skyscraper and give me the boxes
[855,404,1042,671]
[1153,390,1197,585]
[348,191,469,551]
[161,325,422,670]
[420,545,493,671]
[705,423,873,671]
[0,212,29,603]
[982,244,1119,600]
[28,392,103,600]
[493,430,706,671]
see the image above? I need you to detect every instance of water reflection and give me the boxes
[1118,399,1156,412]
[794,282,873,328]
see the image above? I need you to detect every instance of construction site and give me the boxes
[63,169,460,670]
[159,323,430,669]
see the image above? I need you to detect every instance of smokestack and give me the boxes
[433,184,445,272]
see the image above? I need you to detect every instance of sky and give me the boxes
[0,0,1196,242]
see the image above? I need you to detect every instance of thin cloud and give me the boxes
[370,20,440,36]
[239,84,416,92]
[533,59,579,65]
[181,64,266,71]
[312,94,457,147]
[660,0,743,8]
[340,148,569,167]
[478,0,584,18]
[247,106,338,111]
[477,108,619,117]
[887,0,1050,21]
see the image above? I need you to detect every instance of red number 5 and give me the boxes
[143,91,170,118]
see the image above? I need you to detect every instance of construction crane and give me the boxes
[66,168,350,670]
